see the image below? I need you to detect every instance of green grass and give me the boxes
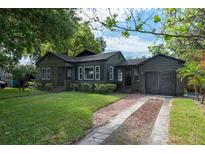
[169,98,205,144]
[0,91,125,144]
[0,87,45,99]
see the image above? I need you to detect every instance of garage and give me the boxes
[145,71,176,96]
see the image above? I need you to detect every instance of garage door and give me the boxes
[145,72,176,96]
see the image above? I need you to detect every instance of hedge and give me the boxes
[65,82,117,94]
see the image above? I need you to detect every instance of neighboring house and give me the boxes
[0,68,13,86]
[36,50,185,96]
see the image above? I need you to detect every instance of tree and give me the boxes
[12,65,36,91]
[0,9,107,67]
[82,8,205,40]
[178,61,205,104]
[39,24,106,57]
[148,44,170,56]
[81,8,205,58]
[156,9,205,60]
[0,9,79,68]
[66,24,106,56]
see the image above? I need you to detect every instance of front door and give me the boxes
[57,67,65,86]
[125,68,132,86]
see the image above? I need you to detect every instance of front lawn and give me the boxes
[0,91,125,144]
[169,98,205,144]
[0,87,45,99]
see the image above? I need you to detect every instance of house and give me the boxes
[0,68,13,86]
[36,50,185,96]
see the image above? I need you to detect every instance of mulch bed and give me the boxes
[104,99,163,145]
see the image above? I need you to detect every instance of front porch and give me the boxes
[116,66,140,93]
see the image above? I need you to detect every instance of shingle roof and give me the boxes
[117,54,185,66]
[37,51,121,64]
[52,53,75,63]
[73,51,121,62]
[117,58,147,66]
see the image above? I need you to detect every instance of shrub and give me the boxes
[65,81,72,91]
[71,83,80,91]
[27,81,36,89]
[44,83,54,91]
[36,82,44,90]
[65,83,117,94]
[106,84,117,93]
[94,84,117,94]
[80,83,93,92]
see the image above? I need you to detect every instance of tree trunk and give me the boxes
[197,93,200,101]
[201,94,204,104]
[194,85,200,101]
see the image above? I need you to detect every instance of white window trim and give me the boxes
[118,69,122,81]
[46,67,51,80]
[84,66,94,80]
[42,68,46,80]
[109,66,114,80]
[95,66,100,80]
[78,67,83,80]
[67,68,72,79]
[37,68,41,80]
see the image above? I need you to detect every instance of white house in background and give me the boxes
[0,68,13,86]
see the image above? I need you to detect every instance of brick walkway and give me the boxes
[93,94,143,128]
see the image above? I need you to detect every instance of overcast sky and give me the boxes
[20,8,158,64]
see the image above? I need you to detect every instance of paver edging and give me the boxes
[148,98,171,145]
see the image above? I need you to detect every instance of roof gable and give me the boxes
[76,50,96,57]
[138,54,185,65]
[36,52,74,65]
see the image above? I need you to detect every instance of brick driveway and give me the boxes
[93,94,143,128]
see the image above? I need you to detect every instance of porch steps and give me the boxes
[117,87,132,93]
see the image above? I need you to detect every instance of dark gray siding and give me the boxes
[139,55,184,96]
[104,53,125,83]
[36,54,73,85]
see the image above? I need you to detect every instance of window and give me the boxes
[84,67,94,80]
[109,66,114,80]
[95,66,100,80]
[67,68,72,79]
[134,68,139,75]
[118,69,122,81]
[41,67,51,80]
[78,67,83,80]
[37,68,41,80]
[46,68,51,80]
[42,68,46,80]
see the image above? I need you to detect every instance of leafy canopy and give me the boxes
[0,9,106,69]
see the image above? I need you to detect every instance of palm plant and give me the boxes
[178,61,205,103]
